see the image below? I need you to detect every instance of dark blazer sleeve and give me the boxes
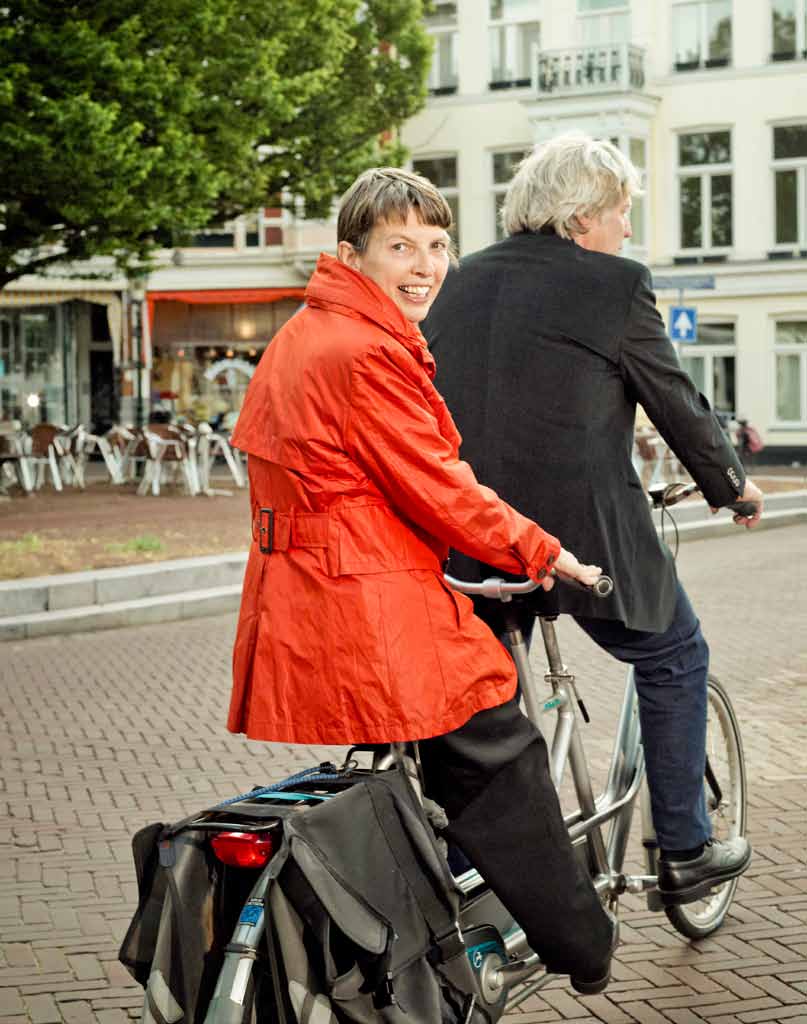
[620,266,745,508]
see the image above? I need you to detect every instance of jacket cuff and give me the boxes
[525,534,562,583]
[702,463,746,507]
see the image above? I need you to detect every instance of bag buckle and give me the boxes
[258,508,275,554]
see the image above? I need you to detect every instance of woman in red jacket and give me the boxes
[229,168,615,992]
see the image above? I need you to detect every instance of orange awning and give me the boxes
[147,287,305,331]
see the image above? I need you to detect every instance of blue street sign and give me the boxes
[670,305,697,343]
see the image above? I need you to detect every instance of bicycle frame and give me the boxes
[455,613,659,907]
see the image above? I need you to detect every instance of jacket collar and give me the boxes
[305,253,435,377]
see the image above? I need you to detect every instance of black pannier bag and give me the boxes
[271,768,495,1024]
[119,767,498,1023]
[119,820,260,1023]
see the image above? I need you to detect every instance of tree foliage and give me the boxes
[0,0,431,287]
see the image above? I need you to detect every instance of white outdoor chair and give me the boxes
[29,424,65,491]
[55,425,88,488]
[81,430,125,485]
[137,425,200,497]
[195,423,245,493]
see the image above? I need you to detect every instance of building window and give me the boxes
[577,0,630,45]
[186,224,237,248]
[677,130,733,252]
[609,135,647,251]
[262,207,285,247]
[412,156,460,248]
[771,0,807,60]
[774,320,807,423]
[426,2,459,95]
[489,0,541,89]
[772,124,807,248]
[678,321,736,416]
[672,0,732,71]
[492,149,528,241]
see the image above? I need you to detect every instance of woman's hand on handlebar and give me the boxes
[542,547,603,591]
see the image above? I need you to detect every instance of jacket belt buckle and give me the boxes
[258,508,275,554]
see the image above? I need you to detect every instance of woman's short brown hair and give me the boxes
[337,167,453,252]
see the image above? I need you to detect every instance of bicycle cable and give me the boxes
[659,483,681,560]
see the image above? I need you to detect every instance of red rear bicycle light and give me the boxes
[210,831,275,868]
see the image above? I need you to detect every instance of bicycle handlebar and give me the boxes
[444,572,614,601]
[648,481,760,519]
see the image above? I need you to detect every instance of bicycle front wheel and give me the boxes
[665,674,747,940]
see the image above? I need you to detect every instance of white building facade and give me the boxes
[404,0,807,462]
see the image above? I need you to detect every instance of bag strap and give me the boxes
[367,778,466,964]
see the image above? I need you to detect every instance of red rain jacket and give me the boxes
[228,254,560,744]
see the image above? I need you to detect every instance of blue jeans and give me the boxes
[574,582,711,851]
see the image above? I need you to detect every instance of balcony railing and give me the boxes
[534,43,646,97]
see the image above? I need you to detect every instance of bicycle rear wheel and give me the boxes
[665,674,747,940]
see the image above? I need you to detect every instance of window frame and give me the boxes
[676,128,734,256]
[577,0,631,45]
[770,0,807,61]
[772,317,807,425]
[426,2,459,96]
[488,2,541,90]
[770,122,807,251]
[671,0,733,72]
[677,320,738,415]
[490,147,530,243]
[411,153,460,248]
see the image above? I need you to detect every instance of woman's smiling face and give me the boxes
[337,209,451,324]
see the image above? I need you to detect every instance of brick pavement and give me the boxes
[0,524,805,1023]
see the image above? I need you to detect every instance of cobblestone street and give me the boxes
[1,524,806,1023]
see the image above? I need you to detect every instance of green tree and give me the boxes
[0,0,431,288]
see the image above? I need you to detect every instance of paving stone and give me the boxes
[58,1006,93,1024]
[0,992,25,1018]
[22,997,60,1024]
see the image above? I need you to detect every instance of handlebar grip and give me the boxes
[728,500,758,518]
[551,571,614,598]
[592,575,614,598]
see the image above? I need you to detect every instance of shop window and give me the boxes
[772,124,807,250]
[412,156,460,248]
[678,321,736,416]
[426,2,459,95]
[491,148,528,241]
[489,0,540,89]
[150,299,300,425]
[0,306,65,426]
[771,0,807,60]
[673,0,732,71]
[774,320,807,423]
[678,130,733,252]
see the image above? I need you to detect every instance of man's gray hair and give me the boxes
[501,133,643,239]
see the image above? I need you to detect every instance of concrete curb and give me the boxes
[0,552,247,642]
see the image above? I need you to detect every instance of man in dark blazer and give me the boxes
[424,133,764,906]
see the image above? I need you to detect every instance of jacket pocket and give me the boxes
[334,503,442,577]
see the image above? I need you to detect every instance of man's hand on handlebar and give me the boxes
[543,548,603,592]
[710,478,764,529]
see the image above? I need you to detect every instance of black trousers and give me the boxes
[418,697,612,975]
